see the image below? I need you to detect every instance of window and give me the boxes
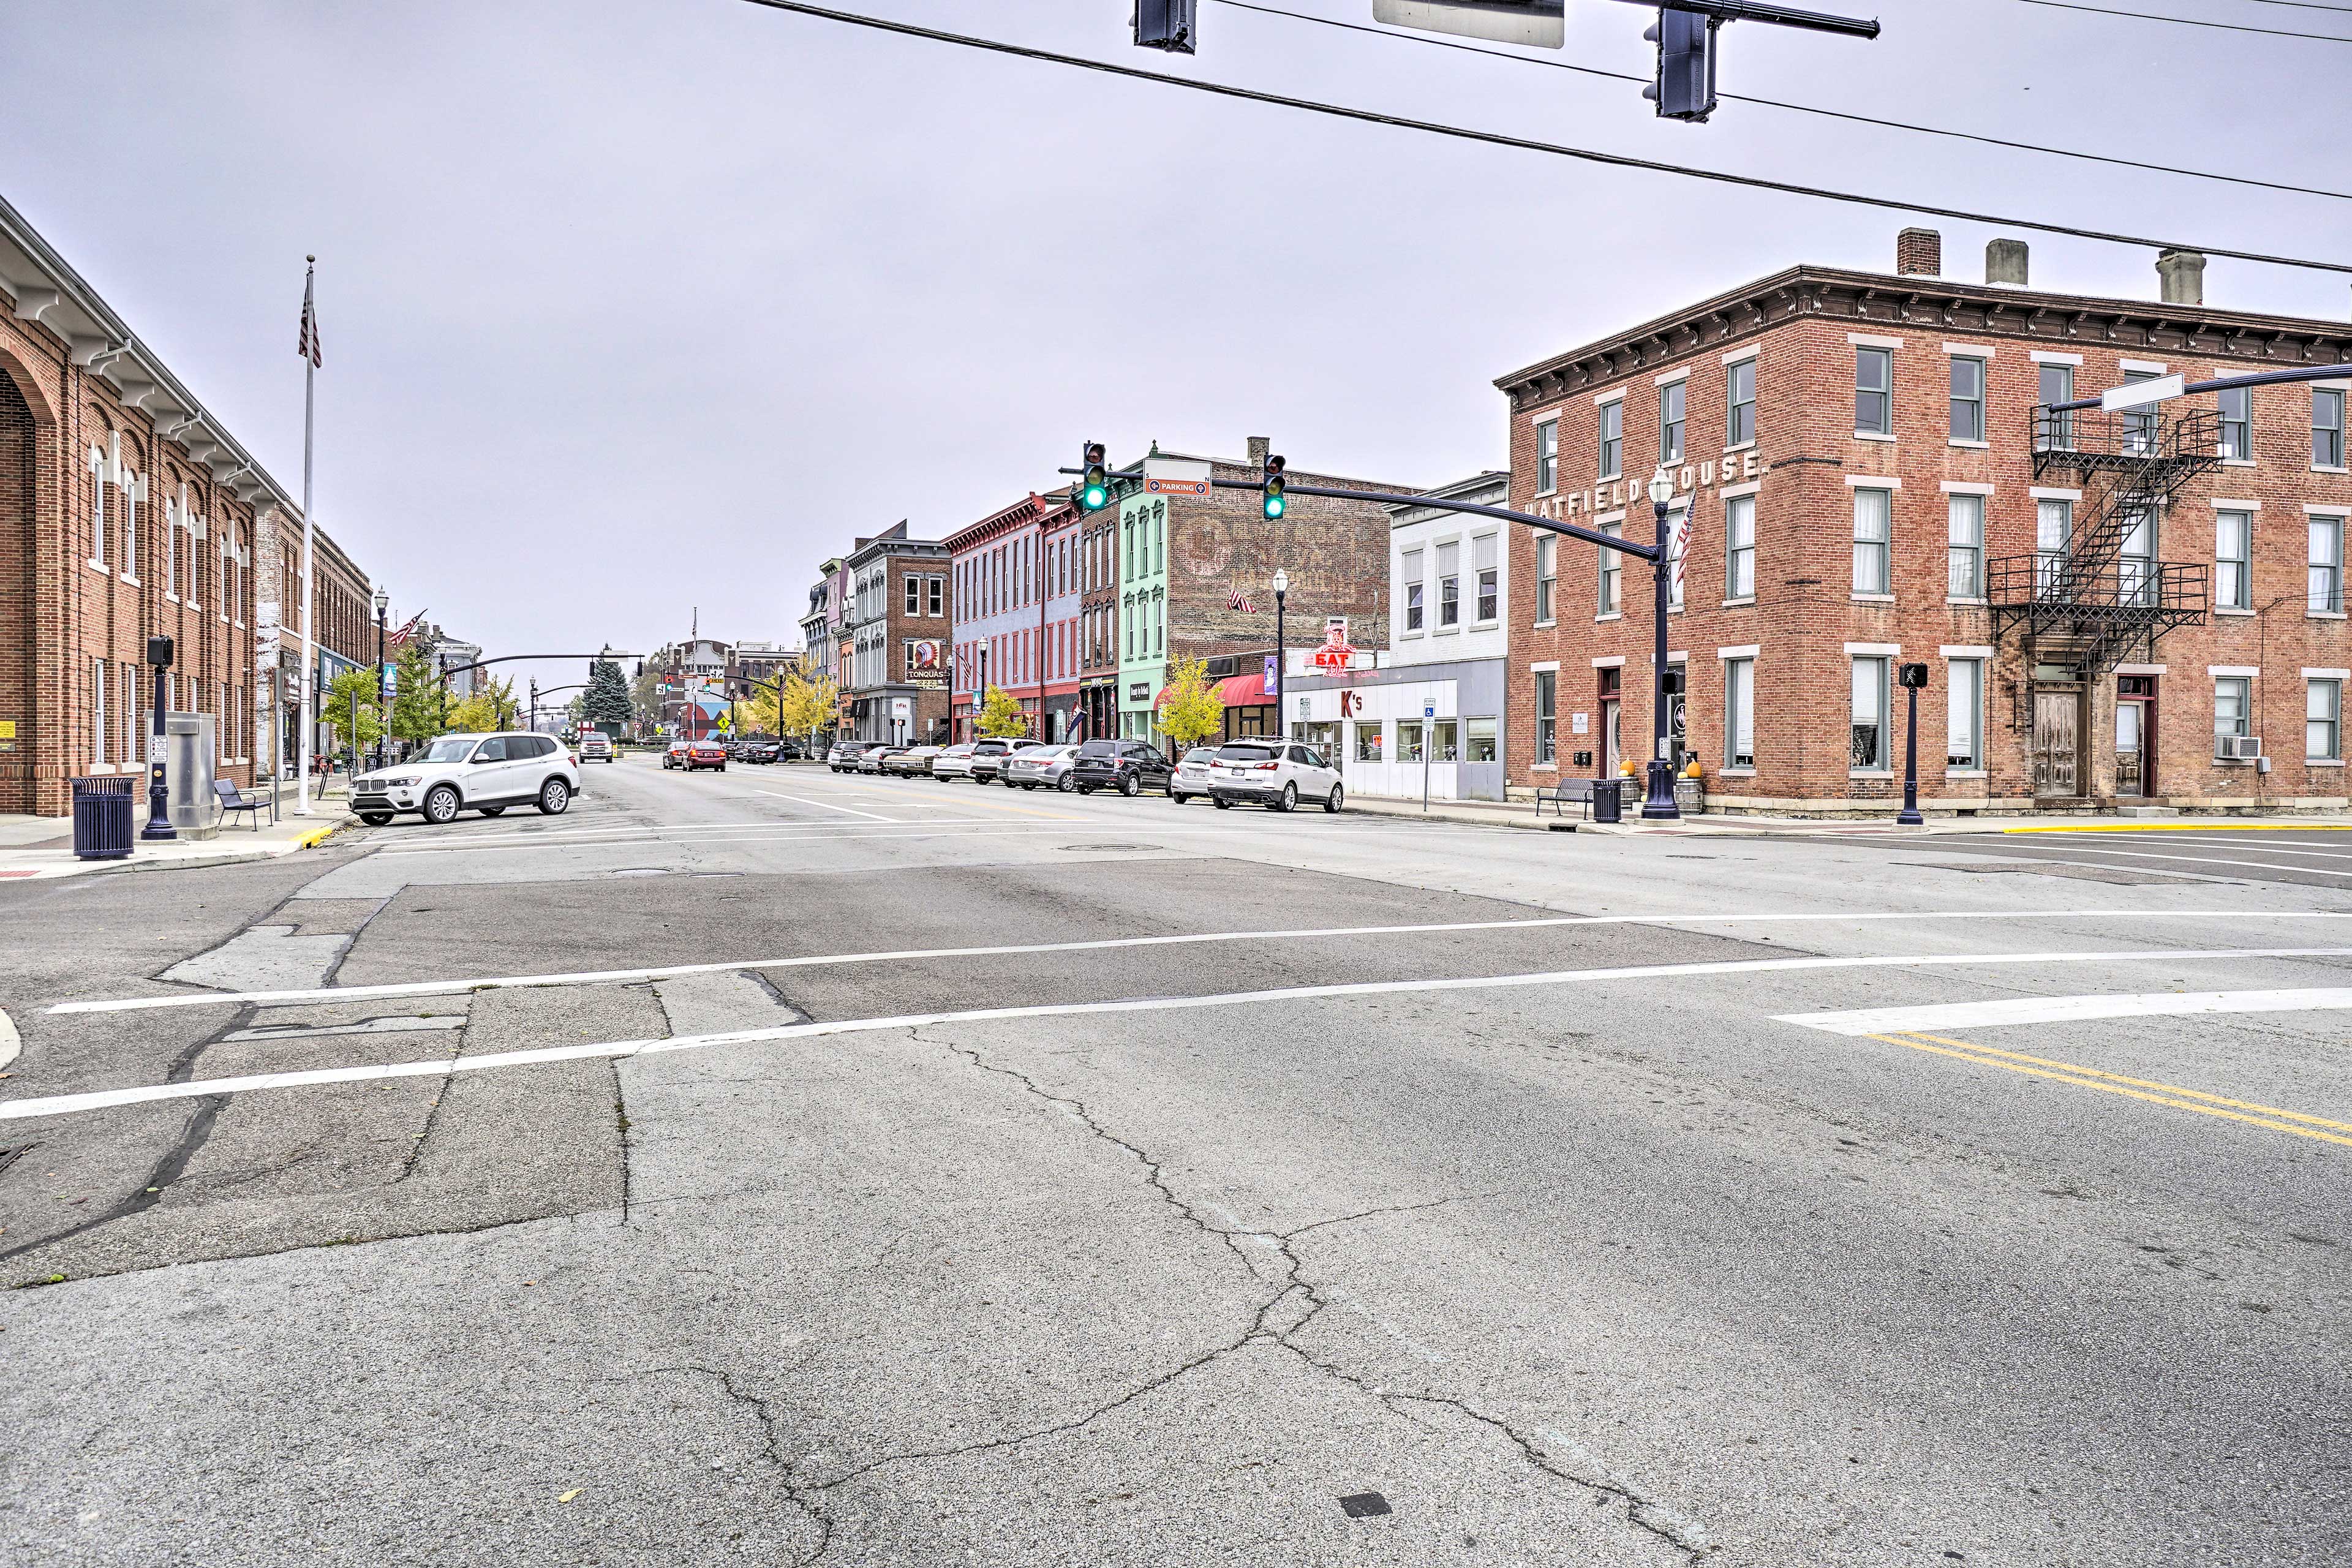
[1850,657,1888,771]
[1473,533,1499,622]
[905,575,920,616]
[89,453,107,567]
[929,575,944,617]
[2311,679,2343,761]
[1852,488,1891,595]
[1599,399,1623,481]
[2220,385,2252,460]
[1355,723,1384,763]
[1598,522,1622,616]
[1724,657,1754,768]
[1534,670,1557,764]
[2318,388,2347,468]
[1535,535,1556,623]
[1467,718,1498,763]
[1947,494,1983,599]
[1856,347,1893,435]
[1536,420,1558,493]
[2216,510,2252,610]
[164,497,177,594]
[124,477,139,580]
[93,658,107,766]
[1659,380,1686,464]
[1153,502,1165,575]
[2123,371,2159,456]
[1949,356,1986,443]
[1947,659,1983,769]
[2120,509,2156,606]
[1403,548,1424,631]
[2311,516,2344,613]
[1725,494,1755,601]
[1431,720,1458,762]
[1437,541,1460,627]
[2036,498,2072,593]
[1726,358,1756,448]
[2215,676,2251,744]
[2037,363,2074,451]
[1399,722,1425,763]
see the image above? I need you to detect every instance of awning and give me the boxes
[1218,673,1272,707]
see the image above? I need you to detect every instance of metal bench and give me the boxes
[1535,778,1596,818]
[213,777,265,831]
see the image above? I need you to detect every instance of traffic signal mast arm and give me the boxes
[1601,0,1877,39]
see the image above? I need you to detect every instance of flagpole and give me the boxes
[295,256,318,816]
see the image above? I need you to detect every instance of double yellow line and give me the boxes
[1864,1031,2352,1149]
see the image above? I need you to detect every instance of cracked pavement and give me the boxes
[2,758,2348,1565]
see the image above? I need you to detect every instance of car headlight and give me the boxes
[373,776,417,788]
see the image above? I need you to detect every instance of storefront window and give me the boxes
[1466,718,1497,764]
[1431,720,1458,762]
[1355,723,1384,763]
[1398,722,1425,763]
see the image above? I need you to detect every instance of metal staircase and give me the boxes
[1988,406,2218,673]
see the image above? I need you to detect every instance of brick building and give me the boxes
[843,522,951,744]
[1498,230,2352,816]
[253,507,374,772]
[0,194,295,815]
[946,491,1083,742]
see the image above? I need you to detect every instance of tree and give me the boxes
[582,659,632,730]
[447,674,518,734]
[321,667,384,756]
[777,673,837,749]
[631,664,663,734]
[388,641,443,747]
[976,685,1030,739]
[741,682,782,737]
[1158,657,1224,752]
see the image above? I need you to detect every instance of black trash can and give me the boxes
[72,774,137,860]
[1589,773,1622,823]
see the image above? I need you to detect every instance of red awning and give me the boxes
[1218,673,1272,707]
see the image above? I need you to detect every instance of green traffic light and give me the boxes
[1263,494,1286,519]
[1083,483,1108,510]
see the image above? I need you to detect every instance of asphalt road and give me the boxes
[3,757,2348,1567]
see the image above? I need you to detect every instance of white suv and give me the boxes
[352,731,580,826]
[1207,739,1344,813]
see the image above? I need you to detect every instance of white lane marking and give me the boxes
[1986,843,2352,880]
[2027,834,2352,862]
[372,823,1013,857]
[755,790,899,823]
[0,1008,17,1071]
[46,911,2352,1017]
[16,947,2352,1121]
[1779,987,2352,1035]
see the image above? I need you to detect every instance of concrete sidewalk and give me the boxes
[0,778,353,881]
[1338,790,2352,838]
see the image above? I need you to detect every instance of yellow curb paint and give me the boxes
[2002,822,2352,835]
[292,824,338,850]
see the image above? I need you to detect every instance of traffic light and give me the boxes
[1643,7,1717,122]
[1134,0,1196,52]
[1261,454,1287,521]
[1079,442,1110,511]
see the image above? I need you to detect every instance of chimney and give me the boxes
[1895,227,1942,277]
[1985,238,2030,288]
[2157,248,2206,306]
[1247,435,1270,470]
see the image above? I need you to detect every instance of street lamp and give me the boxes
[140,635,176,842]
[1272,568,1289,745]
[973,641,989,742]
[372,586,389,770]
[1642,469,1681,821]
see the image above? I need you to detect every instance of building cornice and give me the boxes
[1495,264,2352,411]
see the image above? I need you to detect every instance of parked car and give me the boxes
[684,739,729,772]
[1068,739,1175,797]
[741,740,781,764]
[884,745,941,777]
[930,743,978,781]
[352,731,579,826]
[578,732,615,764]
[856,745,900,774]
[1208,739,1344,813]
[1002,744,1080,791]
[1170,747,1217,804]
[967,737,1044,783]
[828,741,882,772]
[662,739,693,770]
[775,739,804,761]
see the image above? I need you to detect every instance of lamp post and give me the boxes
[372,586,388,770]
[140,635,176,841]
[1896,662,1928,826]
[973,642,989,742]
[1272,567,1289,748]
[1642,469,1682,821]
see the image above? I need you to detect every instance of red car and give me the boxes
[684,741,728,772]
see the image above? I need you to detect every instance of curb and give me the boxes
[2000,821,2352,835]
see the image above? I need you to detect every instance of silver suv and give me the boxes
[1207,740,1344,813]
[352,731,581,826]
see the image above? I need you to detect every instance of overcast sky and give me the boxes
[7,0,2347,671]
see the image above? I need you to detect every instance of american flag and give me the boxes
[297,264,322,368]
[1228,591,1257,613]
[388,610,425,647]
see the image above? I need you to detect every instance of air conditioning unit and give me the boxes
[2215,734,2262,762]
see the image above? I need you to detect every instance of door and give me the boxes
[1601,699,1621,777]
[2031,688,2082,797]
[2116,701,2147,797]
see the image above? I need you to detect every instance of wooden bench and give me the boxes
[213,777,265,831]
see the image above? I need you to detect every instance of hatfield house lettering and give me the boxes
[1529,447,1765,521]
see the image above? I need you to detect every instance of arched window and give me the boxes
[88,445,107,568]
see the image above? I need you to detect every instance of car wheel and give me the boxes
[1213,797,1233,810]
[422,785,461,825]
[1022,782,1038,791]
[538,777,571,815]
[1057,774,1076,793]
[479,806,507,817]
[1170,792,1186,805]
[1004,776,1019,789]
[1275,782,1297,813]
[1324,785,1344,814]
[1120,774,1140,797]
[359,812,393,826]
[1077,786,1095,796]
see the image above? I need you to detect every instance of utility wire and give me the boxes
[2012,0,2352,42]
[737,0,2352,277]
[1213,0,2352,203]
[2241,0,2352,15]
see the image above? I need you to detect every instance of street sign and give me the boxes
[2101,373,2184,412]
[1424,703,1436,718]
[1374,0,1563,48]
[890,696,911,720]
[1144,458,1211,499]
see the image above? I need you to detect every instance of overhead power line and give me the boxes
[2012,0,2352,42]
[2241,0,2352,15]
[1212,0,2352,203]
[737,0,2352,277]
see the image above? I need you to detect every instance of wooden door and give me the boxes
[2032,688,2082,797]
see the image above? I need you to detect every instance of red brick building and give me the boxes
[0,195,294,816]
[1499,230,2352,816]
[843,522,952,744]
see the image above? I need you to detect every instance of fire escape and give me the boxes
[1989,405,2217,672]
